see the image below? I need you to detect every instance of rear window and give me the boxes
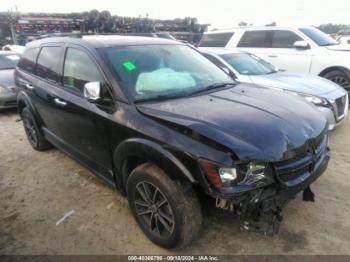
[17,48,40,74]
[237,31,268,48]
[199,33,234,47]
[36,47,62,83]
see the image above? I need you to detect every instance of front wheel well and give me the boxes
[319,66,350,78]
[17,99,26,115]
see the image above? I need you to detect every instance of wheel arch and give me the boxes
[17,92,45,136]
[113,138,197,195]
[318,66,350,78]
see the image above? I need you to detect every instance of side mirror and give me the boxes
[293,40,310,50]
[83,81,101,101]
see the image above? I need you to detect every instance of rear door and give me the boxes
[33,45,64,137]
[16,46,64,137]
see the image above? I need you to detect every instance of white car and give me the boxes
[199,26,350,94]
[199,48,348,130]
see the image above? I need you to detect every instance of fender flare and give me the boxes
[17,91,46,136]
[113,138,197,193]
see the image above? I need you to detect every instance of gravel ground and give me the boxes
[1,109,350,255]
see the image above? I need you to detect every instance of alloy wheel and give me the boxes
[133,181,175,238]
[23,113,38,146]
[330,75,350,91]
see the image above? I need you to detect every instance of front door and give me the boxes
[53,46,115,182]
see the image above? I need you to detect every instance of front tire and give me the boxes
[21,107,52,151]
[126,162,202,248]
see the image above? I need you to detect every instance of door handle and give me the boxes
[25,83,35,90]
[54,98,67,106]
[268,55,278,58]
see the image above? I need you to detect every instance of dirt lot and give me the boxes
[1,109,350,255]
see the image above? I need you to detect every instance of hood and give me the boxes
[248,71,340,96]
[326,44,350,51]
[0,69,15,88]
[137,84,327,162]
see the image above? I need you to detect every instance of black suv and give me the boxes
[15,36,329,248]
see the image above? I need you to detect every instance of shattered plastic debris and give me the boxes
[106,202,114,210]
[56,210,75,226]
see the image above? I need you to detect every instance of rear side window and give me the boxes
[63,48,104,94]
[36,47,62,83]
[17,48,40,74]
[271,30,302,48]
[237,31,268,48]
[199,33,234,47]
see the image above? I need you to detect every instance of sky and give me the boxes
[2,0,350,29]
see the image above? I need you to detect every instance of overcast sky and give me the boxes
[2,0,349,29]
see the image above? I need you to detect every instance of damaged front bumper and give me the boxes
[214,137,330,235]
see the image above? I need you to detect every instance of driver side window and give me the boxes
[63,48,104,95]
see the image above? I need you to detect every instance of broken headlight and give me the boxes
[199,160,272,189]
[237,162,268,185]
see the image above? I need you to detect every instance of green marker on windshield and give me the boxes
[123,61,137,71]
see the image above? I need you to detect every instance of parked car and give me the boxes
[16,36,329,248]
[199,26,350,94]
[200,48,348,130]
[0,51,21,109]
[2,45,25,54]
[336,35,350,45]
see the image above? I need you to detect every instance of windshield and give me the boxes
[219,53,276,75]
[299,27,339,46]
[103,44,235,101]
[0,54,20,70]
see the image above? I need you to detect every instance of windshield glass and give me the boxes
[299,27,339,46]
[0,54,20,70]
[103,44,234,101]
[219,53,276,75]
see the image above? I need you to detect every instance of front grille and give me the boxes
[274,133,328,186]
[335,95,346,119]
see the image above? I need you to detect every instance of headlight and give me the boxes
[199,160,270,188]
[218,167,238,187]
[301,94,328,106]
[238,162,267,185]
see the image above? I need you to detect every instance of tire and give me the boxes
[126,162,202,249]
[323,70,350,93]
[21,107,52,151]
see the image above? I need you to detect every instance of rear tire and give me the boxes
[21,107,52,151]
[323,70,350,94]
[126,162,202,249]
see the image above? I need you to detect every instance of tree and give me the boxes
[318,23,350,34]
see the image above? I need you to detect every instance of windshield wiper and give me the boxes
[189,82,236,96]
[134,93,186,103]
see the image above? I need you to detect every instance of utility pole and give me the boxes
[8,7,17,45]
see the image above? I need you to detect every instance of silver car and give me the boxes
[200,48,348,130]
[0,51,21,109]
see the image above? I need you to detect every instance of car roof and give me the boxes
[26,35,181,49]
[204,25,313,34]
[198,47,246,55]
